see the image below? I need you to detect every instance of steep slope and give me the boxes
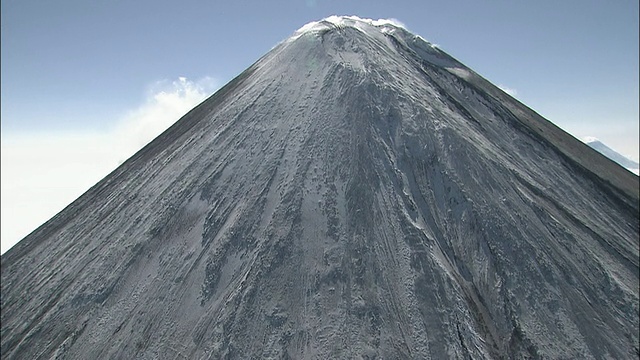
[584,137,639,174]
[2,16,638,359]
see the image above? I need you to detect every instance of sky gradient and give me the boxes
[1,0,639,253]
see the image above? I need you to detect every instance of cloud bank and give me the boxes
[114,76,217,158]
[1,77,217,254]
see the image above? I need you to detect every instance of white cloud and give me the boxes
[113,76,216,159]
[1,76,217,254]
[498,84,518,97]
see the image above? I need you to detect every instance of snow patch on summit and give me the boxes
[290,15,424,43]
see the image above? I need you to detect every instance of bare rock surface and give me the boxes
[2,16,639,359]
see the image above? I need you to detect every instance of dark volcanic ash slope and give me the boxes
[2,16,639,359]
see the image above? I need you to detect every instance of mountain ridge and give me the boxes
[583,137,639,175]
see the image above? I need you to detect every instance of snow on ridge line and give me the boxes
[582,136,600,143]
[289,15,432,45]
[294,15,405,34]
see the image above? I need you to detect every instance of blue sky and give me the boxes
[1,0,638,253]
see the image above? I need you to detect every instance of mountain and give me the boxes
[2,16,638,359]
[584,137,639,175]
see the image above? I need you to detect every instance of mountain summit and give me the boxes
[2,16,638,359]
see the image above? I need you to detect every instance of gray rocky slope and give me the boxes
[2,16,639,359]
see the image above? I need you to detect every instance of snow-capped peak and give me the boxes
[289,15,419,41]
